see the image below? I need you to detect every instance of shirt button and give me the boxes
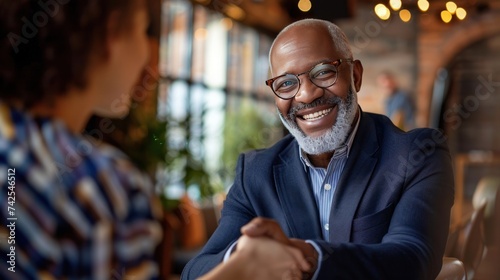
[324,184,332,191]
[324,223,329,231]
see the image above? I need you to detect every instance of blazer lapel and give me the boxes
[274,142,323,240]
[329,111,379,243]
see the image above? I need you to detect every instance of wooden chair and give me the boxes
[472,176,500,247]
[446,202,486,279]
[471,176,500,278]
[436,257,467,280]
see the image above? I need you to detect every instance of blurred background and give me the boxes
[85,0,500,278]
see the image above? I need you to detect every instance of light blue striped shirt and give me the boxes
[299,114,360,241]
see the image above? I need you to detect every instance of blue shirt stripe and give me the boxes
[299,114,360,241]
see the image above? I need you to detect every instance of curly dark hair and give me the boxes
[0,0,145,108]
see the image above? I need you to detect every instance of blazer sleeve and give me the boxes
[181,154,256,280]
[313,129,454,280]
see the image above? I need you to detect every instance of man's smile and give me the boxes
[295,104,337,122]
[301,107,333,120]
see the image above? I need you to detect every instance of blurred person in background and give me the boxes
[377,71,416,131]
[0,1,309,279]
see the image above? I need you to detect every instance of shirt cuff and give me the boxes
[305,240,323,280]
[222,241,238,262]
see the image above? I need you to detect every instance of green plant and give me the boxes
[221,101,282,184]
[162,114,220,200]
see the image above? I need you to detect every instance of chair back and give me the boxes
[458,202,486,279]
[472,176,500,246]
[436,257,467,280]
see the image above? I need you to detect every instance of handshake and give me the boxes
[198,218,318,280]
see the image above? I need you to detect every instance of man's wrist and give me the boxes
[305,240,323,280]
[222,241,238,262]
[289,239,319,279]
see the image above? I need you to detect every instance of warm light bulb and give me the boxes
[441,10,453,23]
[194,28,207,40]
[375,4,391,20]
[399,9,411,22]
[417,0,430,12]
[298,0,312,12]
[456,7,467,20]
[446,1,457,14]
[225,4,245,20]
[220,18,233,30]
[389,0,402,11]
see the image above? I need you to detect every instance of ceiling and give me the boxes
[191,0,500,36]
[191,0,356,36]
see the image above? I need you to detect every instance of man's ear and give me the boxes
[352,59,363,92]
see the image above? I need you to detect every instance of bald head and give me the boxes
[269,19,353,70]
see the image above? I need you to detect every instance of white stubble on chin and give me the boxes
[278,87,358,155]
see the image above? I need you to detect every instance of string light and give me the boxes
[456,7,467,20]
[298,0,312,12]
[441,10,453,23]
[417,0,430,12]
[375,4,391,20]
[399,9,411,22]
[389,0,402,11]
[446,1,458,14]
[224,4,245,21]
[373,1,469,24]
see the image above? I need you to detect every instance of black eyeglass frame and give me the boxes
[265,58,354,100]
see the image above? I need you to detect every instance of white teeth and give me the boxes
[303,108,332,120]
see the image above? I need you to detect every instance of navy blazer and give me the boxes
[182,111,454,280]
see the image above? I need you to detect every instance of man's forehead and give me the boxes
[271,27,337,63]
[275,24,329,45]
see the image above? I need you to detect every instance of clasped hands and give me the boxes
[233,217,319,280]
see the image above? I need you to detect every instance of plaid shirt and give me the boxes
[0,104,163,280]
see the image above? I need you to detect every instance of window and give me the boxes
[158,0,281,201]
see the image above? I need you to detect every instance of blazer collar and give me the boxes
[329,110,379,242]
[274,141,323,239]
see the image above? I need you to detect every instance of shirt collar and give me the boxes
[299,108,361,169]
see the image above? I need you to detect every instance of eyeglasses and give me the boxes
[265,59,353,100]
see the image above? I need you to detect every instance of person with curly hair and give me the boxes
[0,0,162,279]
[0,1,311,279]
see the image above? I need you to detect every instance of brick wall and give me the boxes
[337,5,418,115]
[337,2,500,197]
[417,1,500,127]
[417,1,500,197]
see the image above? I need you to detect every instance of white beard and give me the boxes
[278,87,358,155]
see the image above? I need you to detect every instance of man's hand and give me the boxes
[240,218,319,278]
[241,217,291,244]
[198,235,310,280]
[289,238,319,279]
[234,235,310,280]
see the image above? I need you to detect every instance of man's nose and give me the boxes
[294,77,323,103]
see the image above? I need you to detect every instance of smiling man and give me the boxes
[182,19,454,280]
